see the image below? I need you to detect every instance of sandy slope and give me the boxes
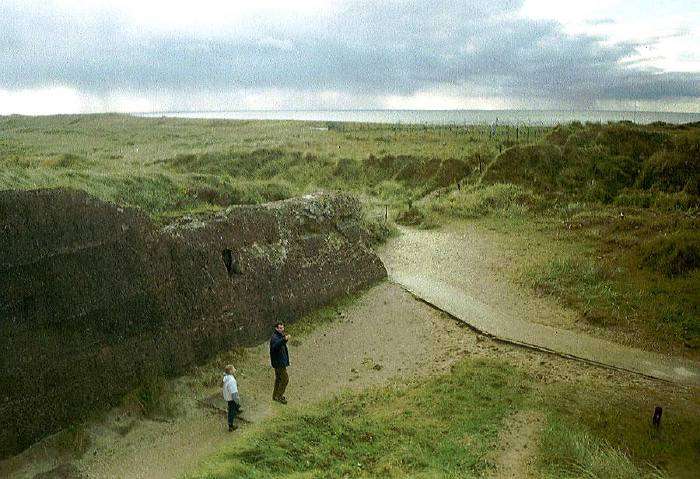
[2,282,476,478]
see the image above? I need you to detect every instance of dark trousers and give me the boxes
[273,367,289,399]
[227,400,239,427]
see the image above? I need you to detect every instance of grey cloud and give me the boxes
[1,0,698,105]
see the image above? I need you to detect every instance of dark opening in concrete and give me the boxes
[222,249,241,276]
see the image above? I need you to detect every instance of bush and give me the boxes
[430,183,541,219]
[395,205,437,229]
[637,149,700,195]
[639,232,700,277]
[362,215,399,245]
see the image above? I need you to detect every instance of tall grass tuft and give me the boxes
[539,418,669,479]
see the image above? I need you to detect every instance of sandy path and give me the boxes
[2,282,473,479]
[488,411,544,478]
[379,224,700,385]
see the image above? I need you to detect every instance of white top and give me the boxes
[222,374,238,401]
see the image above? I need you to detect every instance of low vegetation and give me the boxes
[2,115,698,477]
[1,115,697,352]
[188,357,698,479]
[191,360,527,479]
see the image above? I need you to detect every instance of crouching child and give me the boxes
[223,365,241,431]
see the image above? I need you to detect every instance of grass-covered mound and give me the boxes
[481,122,699,204]
[639,232,700,277]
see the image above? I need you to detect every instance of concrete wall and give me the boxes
[0,189,386,457]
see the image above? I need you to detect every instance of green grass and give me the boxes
[461,212,700,353]
[527,256,622,326]
[0,114,545,220]
[538,419,668,479]
[428,183,541,219]
[1,114,698,348]
[189,359,530,479]
[185,357,699,479]
[539,377,700,479]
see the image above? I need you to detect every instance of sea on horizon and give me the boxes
[137,109,700,126]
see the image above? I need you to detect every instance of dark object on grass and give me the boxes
[652,406,663,428]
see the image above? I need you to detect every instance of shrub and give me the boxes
[639,232,700,277]
[637,149,700,195]
[395,205,437,229]
[361,216,399,245]
[430,183,541,219]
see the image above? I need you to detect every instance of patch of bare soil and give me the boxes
[488,410,545,479]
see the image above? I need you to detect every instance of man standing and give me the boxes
[222,364,240,431]
[270,322,290,404]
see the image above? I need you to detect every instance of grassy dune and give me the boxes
[1,114,697,351]
[0,114,544,219]
[2,115,699,477]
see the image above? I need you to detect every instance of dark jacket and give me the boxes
[270,330,290,368]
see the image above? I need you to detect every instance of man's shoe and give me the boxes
[273,396,287,404]
[228,424,237,432]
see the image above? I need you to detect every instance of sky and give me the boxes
[1,0,699,114]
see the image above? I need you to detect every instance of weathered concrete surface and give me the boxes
[380,226,700,386]
[0,188,386,458]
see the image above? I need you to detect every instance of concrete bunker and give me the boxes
[0,188,387,458]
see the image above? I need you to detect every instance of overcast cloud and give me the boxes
[1,0,698,113]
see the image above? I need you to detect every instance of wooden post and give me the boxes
[652,406,662,429]
[384,205,388,223]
